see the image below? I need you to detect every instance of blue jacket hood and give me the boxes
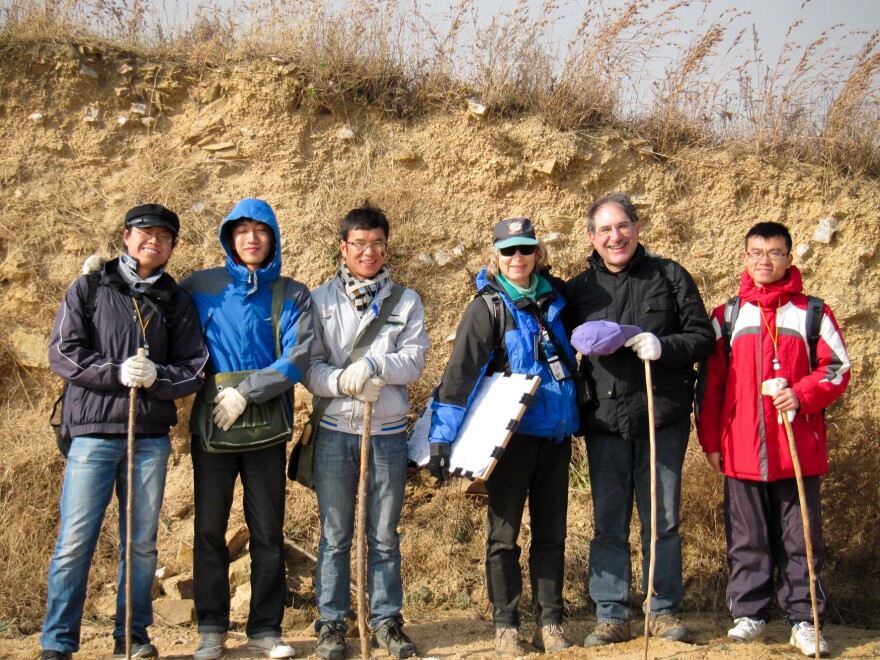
[220,198,281,283]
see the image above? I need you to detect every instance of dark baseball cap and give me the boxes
[493,217,539,249]
[124,203,180,237]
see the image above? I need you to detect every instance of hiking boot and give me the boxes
[790,621,830,657]
[728,617,766,642]
[247,635,296,659]
[193,631,228,660]
[316,622,347,660]
[112,635,159,658]
[531,623,572,653]
[648,613,690,642]
[494,627,526,657]
[374,619,417,658]
[41,651,72,660]
[583,621,631,647]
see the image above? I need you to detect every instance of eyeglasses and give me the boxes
[345,241,387,253]
[131,226,174,245]
[498,244,537,257]
[745,250,788,262]
[593,221,635,237]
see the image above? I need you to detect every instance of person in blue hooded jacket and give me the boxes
[427,217,579,657]
[181,199,315,660]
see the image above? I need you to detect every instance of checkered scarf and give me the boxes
[339,263,389,316]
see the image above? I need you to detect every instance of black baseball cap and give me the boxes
[124,203,180,237]
[493,217,539,249]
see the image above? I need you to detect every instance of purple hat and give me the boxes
[571,320,642,356]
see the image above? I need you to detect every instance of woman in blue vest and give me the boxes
[427,217,579,656]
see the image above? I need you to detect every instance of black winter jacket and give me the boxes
[49,258,209,438]
[563,245,714,439]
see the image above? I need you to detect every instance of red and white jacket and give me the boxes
[696,266,850,481]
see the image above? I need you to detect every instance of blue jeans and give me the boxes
[313,429,407,631]
[40,436,171,654]
[586,419,689,623]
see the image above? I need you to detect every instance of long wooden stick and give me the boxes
[643,359,657,660]
[125,347,144,660]
[781,414,821,660]
[357,402,373,659]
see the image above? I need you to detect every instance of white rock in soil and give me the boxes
[795,243,811,258]
[29,112,44,123]
[339,127,356,141]
[812,215,840,244]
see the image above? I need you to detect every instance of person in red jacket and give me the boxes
[696,222,850,658]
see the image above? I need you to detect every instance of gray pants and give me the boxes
[724,475,826,624]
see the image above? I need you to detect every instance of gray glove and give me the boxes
[120,354,157,388]
[355,378,385,403]
[339,358,377,396]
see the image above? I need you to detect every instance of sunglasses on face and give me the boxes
[498,244,537,257]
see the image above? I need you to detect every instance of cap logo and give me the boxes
[508,220,524,235]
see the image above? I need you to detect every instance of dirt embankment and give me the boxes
[0,38,878,656]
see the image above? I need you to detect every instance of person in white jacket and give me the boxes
[306,202,429,660]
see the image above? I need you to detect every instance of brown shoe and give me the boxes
[532,624,572,653]
[495,627,526,657]
[583,621,631,647]
[648,613,690,642]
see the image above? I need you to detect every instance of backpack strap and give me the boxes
[805,296,824,371]
[722,295,741,362]
[271,277,290,360]
[479,288,505,351]
[84,272,101,320]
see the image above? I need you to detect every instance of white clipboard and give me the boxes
[407,372,541,481]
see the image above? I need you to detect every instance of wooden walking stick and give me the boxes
[124,347,144,660]
[762,379,820,659]
[357,401,373,659]
[642,359,657,660]
[781,416,822,659]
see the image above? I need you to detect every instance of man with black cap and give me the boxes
[564,192,714,648]
[40,204,209,660]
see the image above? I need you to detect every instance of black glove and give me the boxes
[428,442,451,483]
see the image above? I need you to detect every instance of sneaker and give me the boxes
[648,613,690,642]
[374,619,417,658]
[247,635,296,659]
[193,631,228,660]
[728,617,766,642]
[112,635,159,658]
[790,621,830,657]
[583,621,631,647]
[495,627,526,657]
[316,622,347,660]
[531,623,572,653]
[41,651,73,660]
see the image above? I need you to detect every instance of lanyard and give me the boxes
[131,297,155,355]
[758,300,782,370]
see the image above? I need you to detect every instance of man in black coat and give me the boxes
[40,204,208,660]
[564,192,714,648]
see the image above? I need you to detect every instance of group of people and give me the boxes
[39,192,850,660]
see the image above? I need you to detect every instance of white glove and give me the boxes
[338,358,377,396]
[213,387,248,431]
[120,354,158,388]
[625,332,662,361]
[355,378,385,403]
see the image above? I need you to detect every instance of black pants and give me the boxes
[725,475,826,624]
[484,433,571,628]
[191,438,288,637]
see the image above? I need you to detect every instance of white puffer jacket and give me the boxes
[305,275,429,435]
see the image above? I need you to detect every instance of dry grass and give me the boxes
[1,0,876,173]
